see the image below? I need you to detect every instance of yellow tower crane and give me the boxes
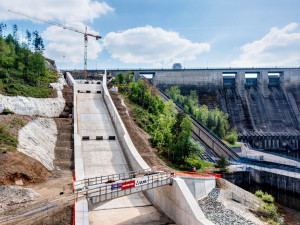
[8,9,102,80]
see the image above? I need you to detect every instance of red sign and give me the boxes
[121,180,135,190]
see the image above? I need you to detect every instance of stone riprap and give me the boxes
[0,186,40,215]
[18,117,57,171]
[198,189,256,225]
[0,77,66,117]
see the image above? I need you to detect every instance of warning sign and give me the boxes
[121,180,135,190]
[135,177,148,187]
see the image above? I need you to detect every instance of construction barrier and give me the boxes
[72,198,75,225]
[205,171,221,178]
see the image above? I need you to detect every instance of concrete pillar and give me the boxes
[236,71,245,98]
[258,71,269,97]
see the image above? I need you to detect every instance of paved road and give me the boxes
[76,83,172,225]
[238,143,300,168]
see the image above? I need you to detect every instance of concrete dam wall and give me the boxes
[69,68,300,156]
[145,68,300,156]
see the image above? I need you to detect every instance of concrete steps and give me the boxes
[55,160,74,170]
[60,85,74,118]
[54,89,74,169]
[56,141,74,148]
[55,147,74,160]
[57,133,73,141]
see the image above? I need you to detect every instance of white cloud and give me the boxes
[103,26,210,64]
[0,0,114,23]
[232,23,300,67]
[42,22,102,63]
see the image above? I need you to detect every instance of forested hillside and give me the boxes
[0,24,57,98]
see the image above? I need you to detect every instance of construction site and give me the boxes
[1,2,300,225]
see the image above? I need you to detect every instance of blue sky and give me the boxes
[0,0,300,69]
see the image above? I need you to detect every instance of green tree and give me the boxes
[115,72,125,85]
[225,128,239,145]
[166,86,181,100]
[0,23,7,37]
[125,70,134,84]
[32,31,45,51]
[214,155,230,172]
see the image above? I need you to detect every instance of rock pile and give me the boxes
[198,188,256,225]
[0,186,40,215]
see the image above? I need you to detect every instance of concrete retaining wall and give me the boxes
[102,71,213,225]
[0,76,66,117]
[180,177,216,200]
[250,167,300,195]
[18,117,57,171]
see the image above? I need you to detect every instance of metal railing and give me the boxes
[74,169,173,204]
[74,167,167,190]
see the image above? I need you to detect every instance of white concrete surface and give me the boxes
[180,177,216,200]
[76,81,167,225]
[0,76,66,117]
[17,117,57,171]
[147,178,214,225]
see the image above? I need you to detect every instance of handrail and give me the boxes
[74,167,167,189]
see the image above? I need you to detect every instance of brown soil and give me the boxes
[0,115,32,136]
[49,89,58,98]
[20,202,73,225]
[0,151,50,186]
[0,86,75,224]
[0,115,51,185]
[109,91,173,172]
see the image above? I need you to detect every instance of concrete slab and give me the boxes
[76,88,170,225]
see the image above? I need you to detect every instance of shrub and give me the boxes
[266,204,278,217]
[262,193,274,204]
[0,70,9,79]
[185,157,202,170]
[255,190,264,198]
[225,128,239,145]
[2,108,14,115]
[214,155,230,172]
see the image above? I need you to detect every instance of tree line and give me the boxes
[0,23,44,51]
[113,72,204,168]
[166,86,238,144]
[0,25,56,98]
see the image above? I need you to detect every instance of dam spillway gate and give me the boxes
[143,67,300,157]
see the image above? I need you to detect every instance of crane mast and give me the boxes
[8,9,101,80]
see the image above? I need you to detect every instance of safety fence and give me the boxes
[74,169,173,204]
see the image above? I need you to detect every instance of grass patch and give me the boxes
[222,139,241,147]
[0,124,18,153]
[253,190,283,224]
[0,74,57,98]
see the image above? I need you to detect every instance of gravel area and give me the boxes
[198,188,257,225]
[0,186,40,215]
